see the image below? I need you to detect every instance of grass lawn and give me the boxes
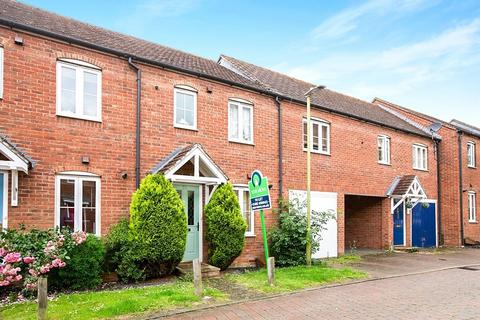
[0,282,226,320]
[227,264,367,293]
[325,254,362,265]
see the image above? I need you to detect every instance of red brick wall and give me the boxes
[374,101,463,246]
[462,134,480,242]
[0,27,439,268]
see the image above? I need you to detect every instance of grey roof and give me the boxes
[0,133,34,168]
[150,145,194,174]
[0,1,268,93]
[451,119,480,138]
[219,55,431,138]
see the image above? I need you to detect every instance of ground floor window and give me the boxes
[234,187,254,236]
[55,173,100,235]
[468,192,476,223]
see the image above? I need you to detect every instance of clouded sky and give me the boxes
[23,0,480,126]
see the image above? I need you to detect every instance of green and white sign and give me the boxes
[248,170,271,211]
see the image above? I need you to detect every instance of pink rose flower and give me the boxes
[3,252,22,263]
[39,265,50,274]
[26,283,37,290]
[0,248,7,257]
[0,280,10,286]
[23,256,35,264]
[29,269,39,277]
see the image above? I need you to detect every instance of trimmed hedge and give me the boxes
[205,183,246,270]
[129,174,187,278]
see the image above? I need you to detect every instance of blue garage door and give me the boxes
[412,202,436,247]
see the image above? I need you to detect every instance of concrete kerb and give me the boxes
[145,262,480,319]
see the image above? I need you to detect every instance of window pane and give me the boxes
[187,190,194,225]
[229,104,239,139]
[82,208,96,234]
[61,66,76,113]
[82,180,96,233]
[321,125,328,152]
[242,107,251,141]
[243,190,252,233]
[83,72,98,117]
[312,123,319,151]
[175,91,195,127]
[60,179,75,230]
[303,122,308,149]
[378,137,384,161]
[82,180,96,208]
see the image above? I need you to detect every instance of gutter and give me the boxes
[0,19,431,140]
[458,131,465,245]
[128,58,142,189]
[275,96,283,201]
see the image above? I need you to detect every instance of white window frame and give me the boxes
[228,100,254,144]
[234,186,254,236]
[55,173,101,235]
[412,144,428,171]
[0,47,4,99]
[56,60,102,122]
[467,141,476,168]
[378,135,391,165]
[468,192,476,223]
[173,86,197,130]
[303,118,330,155]
[0,171,8,229]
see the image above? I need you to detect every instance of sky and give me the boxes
[23,0,480,126]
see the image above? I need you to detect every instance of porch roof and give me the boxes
[0,134,34,173]
[387,175,427,199]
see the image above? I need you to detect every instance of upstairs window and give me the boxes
[413,144,428,171]
[174,86,197,130]
[467,142,476,168]
[56,59,102,121]
[228,99,253,144]
[468,192,476,223]
[303,118,330,154]
[0,47,3,99]
[234,187,254,236]
[378,135,391,165]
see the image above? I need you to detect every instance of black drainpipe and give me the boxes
[128,57,142,189]
[435,139,443,245]
[458,131,465,245]
[275,96,283,202]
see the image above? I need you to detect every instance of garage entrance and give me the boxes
[412,201,437,247]
[344,195,389,250]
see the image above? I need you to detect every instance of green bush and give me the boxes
[129,174,187,278]
[49,235,105,290]
[270,198,334,267]
[205,183,246,270]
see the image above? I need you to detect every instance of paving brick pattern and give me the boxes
[164,267,480,320]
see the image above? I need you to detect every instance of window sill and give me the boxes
[378,161,391,166]
[468,221,478,224]
[468,165,477,169]
[174,125,198,132]
[245,233,256,238]
[413,167,429,172]
[56,113,102,123]
[303,149,331,156]
[229,139,255,146]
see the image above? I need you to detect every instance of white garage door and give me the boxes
[289,190,338,258]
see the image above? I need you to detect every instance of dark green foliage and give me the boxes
[49,235,105,290]
[129,174,187,278]
[270,198,334,267]
[205,183,246,270]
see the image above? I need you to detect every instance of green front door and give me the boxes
[175,184,200,261]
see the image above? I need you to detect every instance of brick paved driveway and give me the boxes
[160,250,480,320]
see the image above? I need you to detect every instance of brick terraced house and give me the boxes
[0,1,466,266]
[375,98,480,247]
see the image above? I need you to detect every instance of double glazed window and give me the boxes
[413,144,428,171]
[56,60,102,121]
[468,192,477,223]
[234,187,254,236]
[56,174,100,235]
[467,142,476,168]
[228,100,253,144]
[303,118,330,154]
[378,135,391,164]
[174,86,197,130]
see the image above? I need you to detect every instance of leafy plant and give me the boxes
[270,198,334,267]
[49,235,105,290]
[129,174,187,278]
[205,183,246,270]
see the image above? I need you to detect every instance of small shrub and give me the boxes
[205,183,246,270]
[49,235,105,290]
[270,198,334,267]
[130,174,187,278]
[104,219,130,273]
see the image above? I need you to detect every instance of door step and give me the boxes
[394,246,419,252]
[177,262,221,278]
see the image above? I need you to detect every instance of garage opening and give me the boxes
[345,195,388,251]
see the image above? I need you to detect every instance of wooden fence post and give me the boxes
[267,257,275,286]
[193,259,203,297]
[37,277,48,320]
